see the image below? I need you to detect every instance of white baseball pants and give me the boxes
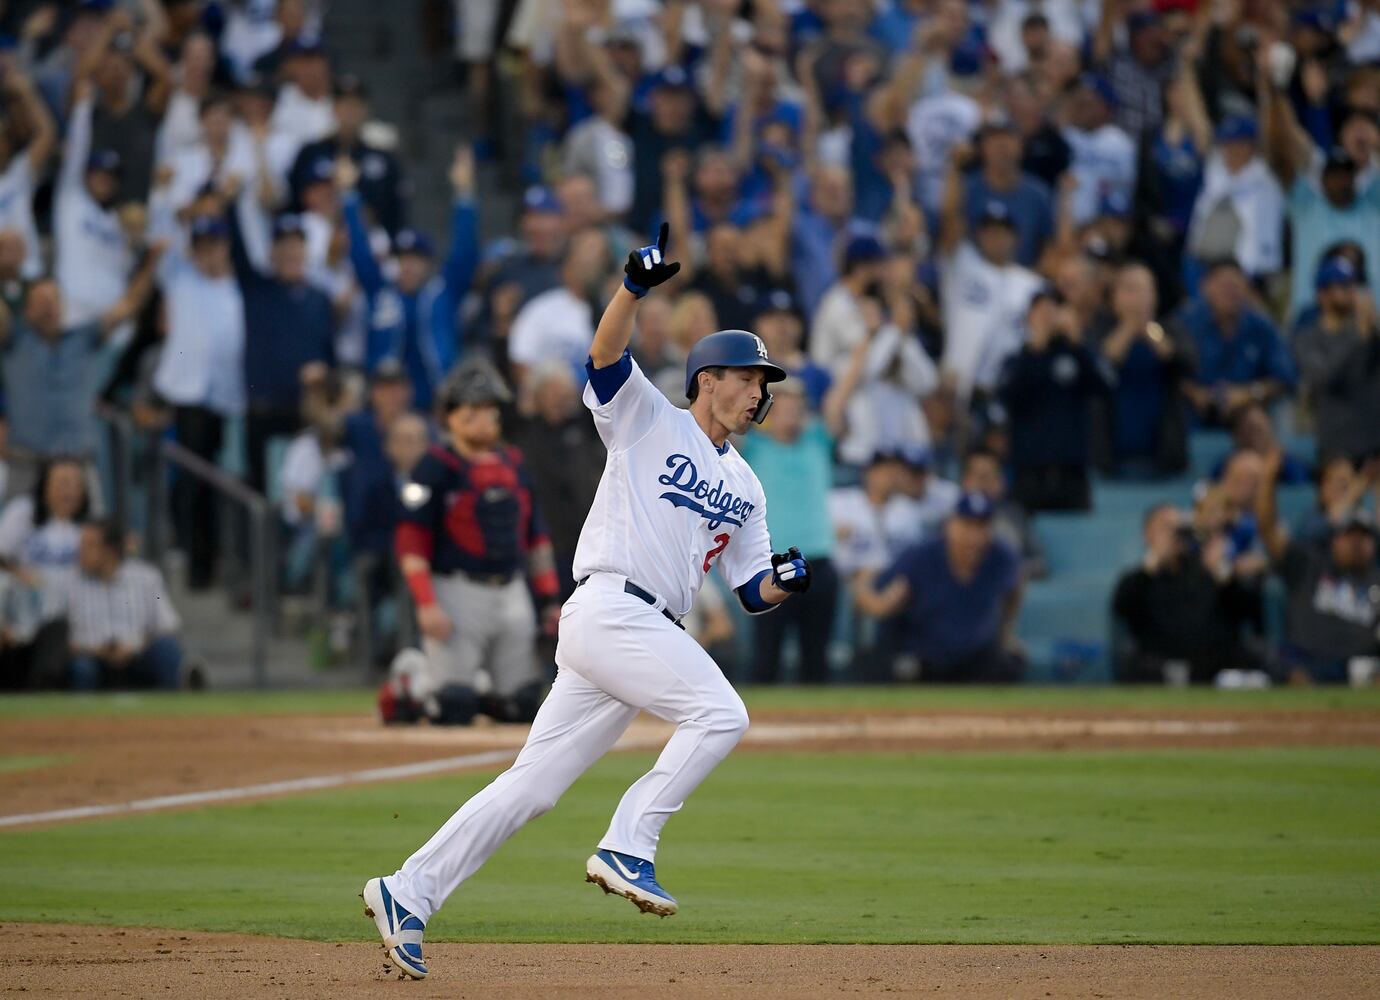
[384,572,749,922]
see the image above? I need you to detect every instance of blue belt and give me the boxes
[576,577,685,630]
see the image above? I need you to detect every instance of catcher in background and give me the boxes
[379,364,560,726]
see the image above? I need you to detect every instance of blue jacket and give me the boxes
[345,194,479,409]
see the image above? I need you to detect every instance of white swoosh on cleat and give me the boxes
[609,854,641,882]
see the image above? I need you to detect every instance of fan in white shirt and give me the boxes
[270,41,336,157]
[154,32,218,166]
[937,143,1043,399]
[1059,73,1138,226]
[163,94,260,213]
[508,228,611,387]
[0,75,56,281]
[55,86,134,330]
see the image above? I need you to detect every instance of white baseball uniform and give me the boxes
[384,353,778,923]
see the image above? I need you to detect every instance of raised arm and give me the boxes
[1254,446,1289,562]
[937,141,971,256]
[1258,54,1313,188]
[441,146,480,295]
[337,157,385,298]
[99,242,166,336]
[865,22,929,132]
[10,73,56,174]
[591,222,680,367]
[59,85,96,196]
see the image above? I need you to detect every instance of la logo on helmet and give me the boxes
[753,335,768,360]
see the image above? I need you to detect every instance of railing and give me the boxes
[98,405,274,687]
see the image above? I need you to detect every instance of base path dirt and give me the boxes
[2,924,1375,1000]
[3,706,1380,825]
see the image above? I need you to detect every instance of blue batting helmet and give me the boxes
[684,329,788,424]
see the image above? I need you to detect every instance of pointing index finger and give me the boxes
[657,221,669,255]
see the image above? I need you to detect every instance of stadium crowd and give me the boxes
[0,0,1377,696]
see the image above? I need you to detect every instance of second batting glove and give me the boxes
[771,546,811,594]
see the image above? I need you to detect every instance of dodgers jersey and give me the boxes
[573,352,775,619]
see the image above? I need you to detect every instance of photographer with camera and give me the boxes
[998,285,1115,512]
[1111,503,1263,684]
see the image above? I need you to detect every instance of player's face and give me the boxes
[448,402,501,449]
[709,368,766,434]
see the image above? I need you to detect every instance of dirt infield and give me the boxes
[3,923,1376,999]
[3,705,1380,824]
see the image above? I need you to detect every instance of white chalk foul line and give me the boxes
[0,748,518,830]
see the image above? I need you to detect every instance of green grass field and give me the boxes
[2,688,1378,945]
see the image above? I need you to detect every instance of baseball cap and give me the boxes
[954,491,996,522]
[283,36,327,59]
[843,234,888,268]
[896,444,932,470]
[1127,9,1161,34]
[1075,72,1117,108]
[977,199,1016,228]
[521,185,563,216]
[371,357,408,384]
[651,64,694,92]
[866,449,905,468]
[1316,254,1359,289]
[1323,145,1358,174]
[1027,282,1066,311]
[301,155,336,186]
[1215,114,1258,143]
[189,215,229,242]
[392,228,434,257]
[1098,189,1132,219]
[87,149,123,174]
[975,113,1018,143]
[272,213,308,241]
[754,288,800,319]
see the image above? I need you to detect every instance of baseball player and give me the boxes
[362,224,811,979]
[383,365,560,726]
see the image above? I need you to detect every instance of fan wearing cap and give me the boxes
[1257,448,1380,683]
[228,206,337,494]
[1093,6,1175,138]
[55,80,135,330]
[1059,72,1137,226]
[269,36,335,148]
[291,74,406,235]
[1261,64,1380,315]
[1294,254,1380,461]
[809,234,889,376]
[753,290,832,411]
[1184,113,1285,279]
[961,116,1055,267]
[83,6,171,205]
[938,144,1043,398]
[148,211,245,589]
[340,145,478,410]
[854,491,1024,683]
[391,363,556,725]
[626,63,720,234]
[998,285,1114,512]
[1175,258,1296,425]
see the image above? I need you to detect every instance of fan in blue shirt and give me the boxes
[1175,259,1297,426]
[342,147,480,411]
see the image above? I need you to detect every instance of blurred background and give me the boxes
[0,0,1376,696]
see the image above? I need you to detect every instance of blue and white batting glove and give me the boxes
[771,546,811,594]
[623,222,681,298]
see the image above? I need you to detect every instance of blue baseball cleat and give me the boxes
[585,849,678,917]
[361,876,428,979]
